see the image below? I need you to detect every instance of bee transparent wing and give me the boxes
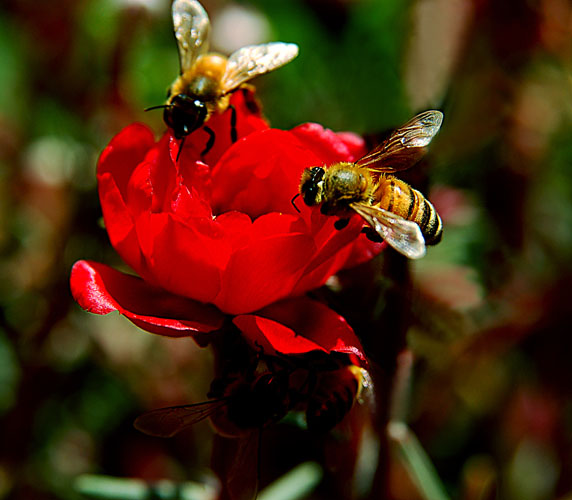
[172,0,211,74]
[356,110,443,173]
[134,399,227,438]
[351,203,426,259]
[221,42,299,93]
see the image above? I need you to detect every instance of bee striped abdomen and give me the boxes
[376,176,443,245]
[413,190,442,245]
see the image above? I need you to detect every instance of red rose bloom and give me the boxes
[71,259,367,363]
[71,93,383,361]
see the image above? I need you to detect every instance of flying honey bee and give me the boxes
[134,361,369,500]
[151,0,299,155]
[134,359,371,438]
[297,110,444,259]
[134,370,291,438]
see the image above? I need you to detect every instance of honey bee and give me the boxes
[298,110,444,259]
[134,360,369,500]
[153,0,299,155]
[134,358,371,437]
[134,370,292,438]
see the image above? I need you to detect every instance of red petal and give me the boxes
[336,131,369,161]
[97,124,157,275]
[290,123,366,163]
[70,260,224,337]
[342,234,387,269]
[210,128,321,218]
[148,133,181,213]
[98,123,155,197]
[214,227,316,314]
[98,172,147,275]
[233,297,367,365]
[133,213,228,304]
[291,213,364,295]
[126,156,153,215]
[146,133,213,219]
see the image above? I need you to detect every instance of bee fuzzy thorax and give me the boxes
[325,163,372,196]
[320,163,373,215]
[190,54,228,82]
[169,55,228,108]
[299,163,373,214]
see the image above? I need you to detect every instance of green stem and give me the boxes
[74,475,217,500]
[388,422,450,500]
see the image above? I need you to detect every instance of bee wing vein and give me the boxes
[134,399,228,438]
[222,42,299,93]
[172,0,211,74]
[351,203,426,259]
[356,110,443,172]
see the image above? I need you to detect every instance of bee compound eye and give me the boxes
[301,184,318,206]
[310,167,325,182]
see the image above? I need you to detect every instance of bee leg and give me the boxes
[241,86,261,114]
[176,137,186,162]
[291,194,301,213]
[334,218,350,230]
[201,126,216,156]
[229,104,238,143]
[362,226,384,243]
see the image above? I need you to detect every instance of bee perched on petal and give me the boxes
[298,110,444,259]
[153,0,299,156]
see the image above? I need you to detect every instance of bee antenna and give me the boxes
[144,104,171,112]
[291,193,301,213]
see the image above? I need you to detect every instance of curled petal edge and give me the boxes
[233,297,368,367]
[70,260,225,338]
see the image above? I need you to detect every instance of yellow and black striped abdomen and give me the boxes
[375,176,443,245]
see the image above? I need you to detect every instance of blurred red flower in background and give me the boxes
[70,91,382,362]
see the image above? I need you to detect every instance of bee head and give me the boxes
[300,167,325,206]
[164,94,208,139]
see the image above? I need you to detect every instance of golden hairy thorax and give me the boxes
[169,54,231,113]
[320,163,374,215]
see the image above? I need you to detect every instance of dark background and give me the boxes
[0,0,571,498]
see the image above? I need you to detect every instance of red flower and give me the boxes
[70,93,383,361]
[71,260,367,364]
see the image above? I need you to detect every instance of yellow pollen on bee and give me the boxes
[191,54,228,82]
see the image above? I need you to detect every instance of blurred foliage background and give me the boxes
[0,0,571,499]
